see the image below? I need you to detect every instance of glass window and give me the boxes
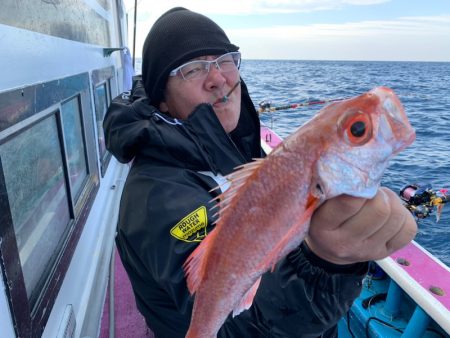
[0,73,101,337]
[94,82,109,164]
[92,67,116,176]
[0,115,71,304]
[61,97,88,201]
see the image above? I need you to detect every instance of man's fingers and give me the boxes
[339,189,391,240]
[307,187,418,264]
[311,194,365,231]
[363,188,417,260]
[384,194,418,254]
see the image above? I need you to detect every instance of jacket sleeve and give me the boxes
[219,242,368,338]
[103,76,155,163]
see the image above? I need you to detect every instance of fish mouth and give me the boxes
[378,113,415,155]
[395,128,416,153]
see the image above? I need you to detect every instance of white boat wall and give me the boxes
[0,1,131,337]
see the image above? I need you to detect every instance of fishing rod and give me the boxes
[399,183,449,222]
[257,97,347,113]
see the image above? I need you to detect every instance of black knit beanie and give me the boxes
[141,7,239,106]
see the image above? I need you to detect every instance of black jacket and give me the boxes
[104,77,367,338]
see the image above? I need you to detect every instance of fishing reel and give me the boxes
[258,100,272,113]
[399,183,449,221]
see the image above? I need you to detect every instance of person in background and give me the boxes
[104,7,417,338]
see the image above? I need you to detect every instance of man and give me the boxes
[104,7,416,337]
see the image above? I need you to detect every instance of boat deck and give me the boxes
[100,248,154,338]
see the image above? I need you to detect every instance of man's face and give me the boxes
[159,53,242,133]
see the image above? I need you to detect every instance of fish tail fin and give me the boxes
[232,277,262,317]
[183,228,218,295]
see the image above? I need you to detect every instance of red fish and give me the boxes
[183,87,415,338]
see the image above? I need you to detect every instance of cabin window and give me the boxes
[61,96,88,201]
[0,73,99,337]
[0,115,71,304]
[92,66,117,176]
[94,81,111,174]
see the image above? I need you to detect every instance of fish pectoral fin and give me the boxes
[183,227,218,295]
[232,277,262,317]
[258,194,319,272]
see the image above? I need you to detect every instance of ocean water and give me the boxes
[240,59,450,267]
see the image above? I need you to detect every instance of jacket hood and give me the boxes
[104,77,261,176]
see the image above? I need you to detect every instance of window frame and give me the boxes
[60,95,91,212]
[92,66,117,177]
[0,72,99,337]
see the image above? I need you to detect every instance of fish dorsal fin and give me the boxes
[257,194,319,273]
[183,227,218,295]
[184,159,265,295]
[232,277,262,317]
[211,158,265,223]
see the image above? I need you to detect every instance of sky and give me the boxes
[123,0,450,62]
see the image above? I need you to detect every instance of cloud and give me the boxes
[227,15,450,40]
[228,15,450,38]
[124,0,393,54]
[228,15,450,61]
[123,1,450,62]
[124,0,391,16]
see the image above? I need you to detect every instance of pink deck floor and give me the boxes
[99,249,154,338]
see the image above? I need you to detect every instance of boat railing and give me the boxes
[377,241,450,335]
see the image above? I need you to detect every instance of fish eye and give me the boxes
[350,121,366,137]
[339,111,373,146]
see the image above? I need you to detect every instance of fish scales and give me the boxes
[184,87,415,338]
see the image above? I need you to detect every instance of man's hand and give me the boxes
[305,187,417,265]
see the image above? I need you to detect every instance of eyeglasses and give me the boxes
[169,52,241,80]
